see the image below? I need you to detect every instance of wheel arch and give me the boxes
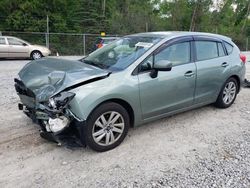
[229,75,241,93]
[30,50,43,58]
[89,98,135,128]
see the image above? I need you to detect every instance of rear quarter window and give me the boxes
[218,42,226,57]
[224,42,234,55]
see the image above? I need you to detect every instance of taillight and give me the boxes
[240,54,246,64]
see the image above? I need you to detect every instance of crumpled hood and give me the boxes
[18,58,110,101]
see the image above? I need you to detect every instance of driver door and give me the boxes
[138,37,196,120]
[7,38,29,58]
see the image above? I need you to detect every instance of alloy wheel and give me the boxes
[92,111,125,146]
[222,81,236,105]
[32,52,42,59]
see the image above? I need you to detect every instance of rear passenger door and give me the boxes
[194,36,231,104]
[0,37,8,58]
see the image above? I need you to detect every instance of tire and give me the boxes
[215,77,238,108]
[31,50,42,60]
[85,102,130,152]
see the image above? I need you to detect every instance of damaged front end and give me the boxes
[14,78,86,147]
[14,58,111,147]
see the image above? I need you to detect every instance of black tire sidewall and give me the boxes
[31,51,42,60]
[215,77,238,108]
[85,102,130,152]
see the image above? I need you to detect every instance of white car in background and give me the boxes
[0,36,50,59]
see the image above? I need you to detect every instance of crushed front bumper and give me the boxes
[14,78,87,147]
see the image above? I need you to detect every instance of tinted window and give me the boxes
[103,39,116,44]
[0,38,6,45]
[139,41,191,73]
[224,42,233,54]
[196,41,218,61]
[7,38,23,45]
[155,42,191,66]
[217,42,225,57]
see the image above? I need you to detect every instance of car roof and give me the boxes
[128,31,232,43]
[1,36,16,38]
[0,36,22,40]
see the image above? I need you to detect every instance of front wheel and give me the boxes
[215,77,238,108]
[85,102,130,152]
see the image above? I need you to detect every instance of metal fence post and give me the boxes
[83,34,86,56]
[45,33,47,47]
[246,37,249,51]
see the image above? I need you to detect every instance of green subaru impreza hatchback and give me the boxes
[15,32,246,151]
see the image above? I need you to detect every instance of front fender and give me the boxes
[68,73,142,126]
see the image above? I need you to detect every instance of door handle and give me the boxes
[221,62,229,67]
[184,71,195,77]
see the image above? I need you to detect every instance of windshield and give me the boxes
[81,36,162,71]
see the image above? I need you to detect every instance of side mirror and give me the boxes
[154,60,172,71]
[22,43,28,46]
[150,60,172,78]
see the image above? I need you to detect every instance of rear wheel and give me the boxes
[31,51,42,60]
[215,77,238,108]
[85,102,130,152]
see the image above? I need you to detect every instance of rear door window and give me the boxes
[195,41,226,61]
[195,41,218,61]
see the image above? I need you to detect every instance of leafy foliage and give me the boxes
[0,0,249,50]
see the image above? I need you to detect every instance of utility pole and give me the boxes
[46,15,49,49]
[145,22,148,32]
[103,0,106,17]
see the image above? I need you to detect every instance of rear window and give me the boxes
[103,38,116,44]
[0,38,6,45]
[224,42,234,54]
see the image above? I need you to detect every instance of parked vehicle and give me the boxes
[15,32,246,151]
[0,36,50,59]
[92,37,119,51]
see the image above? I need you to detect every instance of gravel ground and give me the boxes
[0,57,250,188]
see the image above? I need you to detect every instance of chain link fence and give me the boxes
[0,31,249,54]
[1,31,120,56]
[237,37,250,52]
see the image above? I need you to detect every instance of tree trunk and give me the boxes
[241,0,250,33]
[190,2,198,31]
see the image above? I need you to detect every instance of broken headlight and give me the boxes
[48,91,75,110]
